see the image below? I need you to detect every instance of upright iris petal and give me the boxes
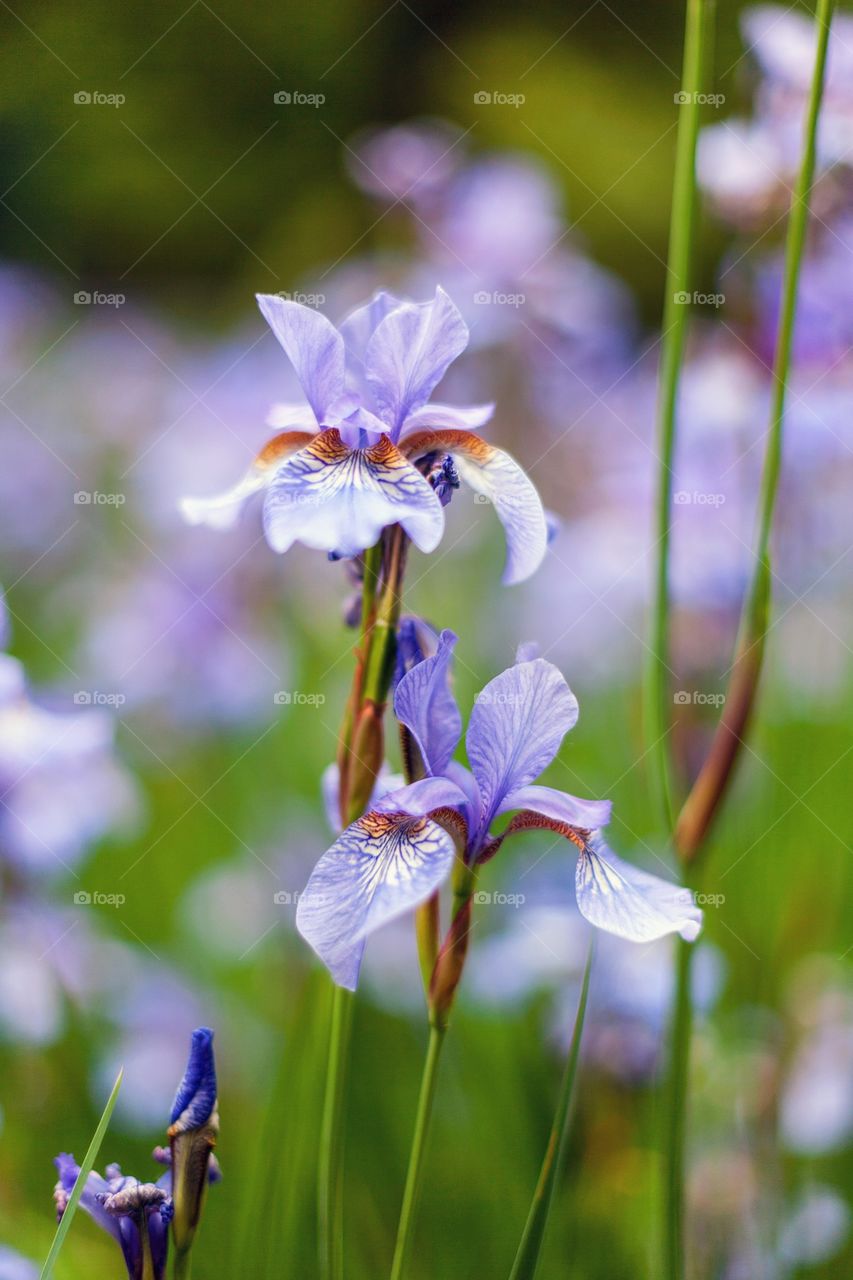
[168,1027,219,1256]
[362,286,469,436]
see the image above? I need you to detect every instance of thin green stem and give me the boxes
[172,1245,192,1280]
[674,0,836,860]
[318,984,355,1280]
[389,1025,446,1280]
[663,937,694,1280]
[645,0,711,832]
[508,947,593,1280]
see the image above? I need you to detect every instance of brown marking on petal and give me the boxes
[358,811,427,839]
[366,433,408,469]
[303,427,352,465]
[477,812,590,866]
[400,428,494,464]
[253,429,315,471]
[428,806,469,852]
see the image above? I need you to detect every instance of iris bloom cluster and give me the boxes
[53,1028,219,1280]
[297,630,702,991]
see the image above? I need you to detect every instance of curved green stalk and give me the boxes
[675,0,837,857]
[645,0,711,832]
[388,1025,446,1280]
[319,531,410,1280]
[318,984,356,1280]
[663,936,694,1280]
[508,947,593,1280]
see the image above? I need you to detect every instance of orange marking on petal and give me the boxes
[358,811,427,839]
[400,429,494,464]
[366,434,407,468]
[307,428,352,465]
[254,430,315,471]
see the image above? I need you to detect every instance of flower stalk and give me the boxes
[674,0,837,862]
[388,1025,446,1280]
[651,2,836,1277]
[320,528,411,1280]
[509,945,593,1280]
[645,0,712,834]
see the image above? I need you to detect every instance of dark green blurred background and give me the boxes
[1,0,753,317]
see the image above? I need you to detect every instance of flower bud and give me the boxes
[167,1027,219,1256]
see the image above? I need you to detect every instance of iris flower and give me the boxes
[181,288,547,583]
[53,1155,172,1280]
[297,633,702,989]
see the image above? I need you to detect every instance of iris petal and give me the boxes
[466,657,579,823]
[180,430,314,531]
[394,629,461,776]
[296,810,459,989]
[575,836,703,943]
[256,294,346,424]
[364,286,469,432]
[496,782,611,831]
[263,429,444,556]
[401,429,547,584]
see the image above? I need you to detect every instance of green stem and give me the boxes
[663,938,694,1280]
[645,0,711,832]
[172,1246,192,1280]
[318,984,355,1280]
[508,947,593,1280]
[389,1025,446,1280]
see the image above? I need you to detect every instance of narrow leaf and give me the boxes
[509,948,592,1280]
[40,1067,124,1280]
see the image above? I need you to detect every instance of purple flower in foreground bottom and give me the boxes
[296,632,702,989]
[53,1155,172,1280]
[180,288,547,583]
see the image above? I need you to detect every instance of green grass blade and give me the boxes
[40,1067,124,1280]
[508,947,592,1280]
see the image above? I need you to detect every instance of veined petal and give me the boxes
[401,429,547,584]
[364,286,469,432]
[394,629,461,776]
[256,294,346,424]
[371,775,469,818]
[340,290,403,371]
[576,836,703,943]
[466,657,579,823]
[496,783,611,831]
[401,402,495,435]
[180,430,313,530]
[296,810,459,989]
[262,430,444,557]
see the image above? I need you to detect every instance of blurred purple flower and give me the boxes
[0,643,138,875]
[297,632,700,988]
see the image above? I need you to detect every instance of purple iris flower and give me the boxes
[296,632,702,989]
[181,288,547,583]
[53,1155,172,1280]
